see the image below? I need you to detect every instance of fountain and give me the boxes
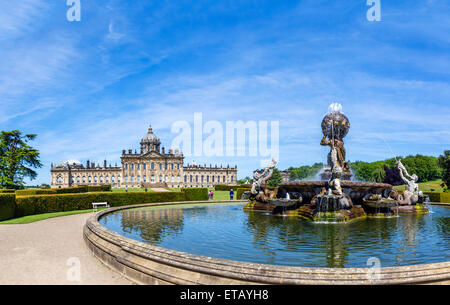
[243,103,429,222]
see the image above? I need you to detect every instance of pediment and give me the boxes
[141,151,164,158]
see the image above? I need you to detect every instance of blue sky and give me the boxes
[0,0,449,185]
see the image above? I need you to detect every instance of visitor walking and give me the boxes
[230,189,234,200]
[125,185,128,192]
[210,190,214,200]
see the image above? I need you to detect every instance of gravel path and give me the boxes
[0,213,132,285]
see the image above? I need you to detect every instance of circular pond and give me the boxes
[99,202,450,268]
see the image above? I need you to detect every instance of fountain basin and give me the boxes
[279,181,393,205]
[84,201,450,284]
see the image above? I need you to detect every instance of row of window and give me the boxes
[183,175,234,183]
[125,174,180,183]
[56,175,122,184]
[57,174,235,185]
[124,162,180,171]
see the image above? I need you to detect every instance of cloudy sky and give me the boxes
[1,0,449,185]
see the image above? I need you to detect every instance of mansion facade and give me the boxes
[50,126,237,189]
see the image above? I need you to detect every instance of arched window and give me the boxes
[151,174,155,183]
[143,175,146,182]
[99,176,103,183]
[151,162,155,170]
[94,176,98,183]
[57,175,63,184]
[82,176,86,183]
[131,163,134,170]
[88,176,92,183]
[76,176,80,183]
[105,176,109,183]
[111,176,115,183]
[159,175,163,182]
[125,163,128,170]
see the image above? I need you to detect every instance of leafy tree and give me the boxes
[237,176,253,184]
[372,167,386,183]
[438,150,450,190]
[0,130,42,189]
[267,168,283,187]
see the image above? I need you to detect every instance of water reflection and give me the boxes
[99,204,450,268]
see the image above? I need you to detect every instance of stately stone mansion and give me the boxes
[50,126,238,189]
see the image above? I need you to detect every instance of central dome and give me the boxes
[141,125,161,144]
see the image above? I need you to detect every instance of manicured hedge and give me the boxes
[424,192,450,203]
[0,194,16,221]
[182,188,208,201]
[15,189,58,196]
[86,185,112,192]
[15,191,187,217]
[0,189,15,193]
[236,187,251,200]
[214,184,250,191]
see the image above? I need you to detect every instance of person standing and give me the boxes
[210,190,214,200]
[230,189,234,200]
[125,185,128,192]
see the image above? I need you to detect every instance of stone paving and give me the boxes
[0,213,132,285]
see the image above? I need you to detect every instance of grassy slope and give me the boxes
[393,179,444,192]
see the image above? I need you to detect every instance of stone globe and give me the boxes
[321,111,350,140]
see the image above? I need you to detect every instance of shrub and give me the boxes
[182,188,208,201]
[14,191,187,217]
[423,192,450,203]
[214,184,249,191]
[0,194,16,221]
[236,188,251,200]
[0,189,15,193]
[87,185,112,192]
[56,186,88,194]
[15,189,58,196]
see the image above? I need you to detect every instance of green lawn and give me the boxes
[393,179,445,192]
[0,208,106,225]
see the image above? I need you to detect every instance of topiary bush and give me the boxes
[87,185,112,192]
[15,189,58,196]
[14,191,188,217]
[182,188,208,201]
[236,187,251,200]
[0,194,16,221]
[214,184,250,191]
[0,189,16,193]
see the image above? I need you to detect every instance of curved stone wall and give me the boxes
[83,201,450,285]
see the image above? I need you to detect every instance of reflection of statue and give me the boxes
[396,159,419,205]
[251,159,277,202]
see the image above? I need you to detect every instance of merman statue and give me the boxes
[396,159,420,205]
[251,158,277,202]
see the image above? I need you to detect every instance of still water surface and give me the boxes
[99,202,450,268]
